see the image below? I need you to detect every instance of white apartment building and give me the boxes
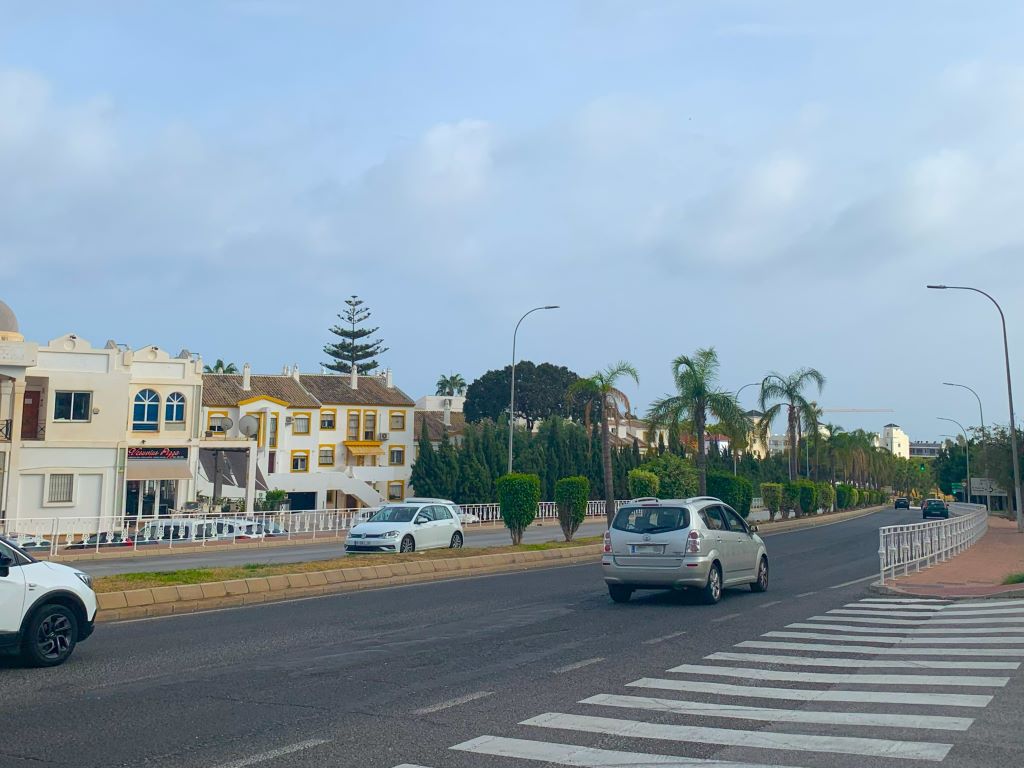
[881,423,910,459]
[201,367,415,510]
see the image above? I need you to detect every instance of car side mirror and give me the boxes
[414,518,425,525]
[749,525,759,534]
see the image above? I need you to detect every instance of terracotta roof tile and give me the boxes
[300,374,414,407]
[414,411,466,442]
[202,374,321,408]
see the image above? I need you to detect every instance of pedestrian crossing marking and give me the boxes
[665,663,1008,687]
[740,639,1024,656]
[705,651,1020,670]
[788,621,1024,635]
[765,630,1024,645]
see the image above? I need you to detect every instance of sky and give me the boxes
[3,1,1024,442]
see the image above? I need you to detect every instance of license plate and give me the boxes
[629,544,665,554]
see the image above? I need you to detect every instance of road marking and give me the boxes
[829,608,951,618]
[757,600,782,609]
[943,600,1024,610]
[641,630,687,645]
[712,612,741,623]
[627,677,992,707]
[739,640,1024,656]
[453,735,804,766]
[521,712,953,761]
[844,601,942,611]
[828,574,881,589]
[391,765,433,768]
[765,630,1024,645]
[932,606,1024,617]
[209,739,330,768]
[788,622,1024,635]
[554,657,605,673]
[582,693,974,731]
[665,663,1007,687]
[412,690,493,714]
[706,651,1021,670]
[858,598,949,603]
[808,614,1024,625]
[796,591,817,597]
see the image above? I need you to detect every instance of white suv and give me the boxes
[0,536,98,666]
[601,496,768,604]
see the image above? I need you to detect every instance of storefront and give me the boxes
[124,446,192,519]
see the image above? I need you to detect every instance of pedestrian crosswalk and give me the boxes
[393,596,1024,767]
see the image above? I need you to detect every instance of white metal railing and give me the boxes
[878,502,988,585]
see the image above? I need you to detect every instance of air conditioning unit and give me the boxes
[285,416,293,425]
[378,432,389,441]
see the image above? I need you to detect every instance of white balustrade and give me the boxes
[877,502,988,585]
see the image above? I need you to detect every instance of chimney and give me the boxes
[242,363,251,391]
[443,398,452,427]
[292,363,300,382]
[350,365,358,390]
[282,364,290,375]
[385,368,393,389]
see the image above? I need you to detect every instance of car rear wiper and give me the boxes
[640,526,677,534]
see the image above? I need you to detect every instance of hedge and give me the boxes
[796,480,818,517]
[497,473,541,545]
[816,482,835,513]
[628,469,660,499]
[760,483,783,522]
[640,453,699,499]
[555,476,590,542]
[782,482,800,519]
[707,471,754,518]
[836,483,854,509]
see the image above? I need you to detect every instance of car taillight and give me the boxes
[603,530,612,553]
[686,530,701,554]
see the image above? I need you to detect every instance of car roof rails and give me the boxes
[685,496,722,504]
[629,497,660,503]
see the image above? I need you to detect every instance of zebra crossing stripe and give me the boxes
[943,600,1024,611]
[521,712,953,761]
[931,606,1024,617]
[705,652,1021,670]
[857,598,949,604]
[627,677,992,706]
[665,663,1008,687]
[829,609,954,618]
[765,631,1024,645]
[807,614,1024,625]
[452,735,804,767]
[788,622,1024,635]
[738,640,1024,656]
[844,602,943,611]
[582,693,975,731]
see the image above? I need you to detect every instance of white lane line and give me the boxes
[642,630,687,645]
[943,600,1024,610]
[453,735,804,766]
[739,640,1024,656]
[765,631,1024,645]
[859,598,950,604]
[796,591,818,597]
[554,657,605,673]
[807,614,1024,625]
[931,606,1024,617]
[665,663,1007,687]
[627,677,992,707]
[706,652,1021,670]
[522,712,953,761]
[757,600,783,609]
[844,601,942,611]
[412,690,493,715]
[828,574,880,589]
[712,612,741,623]
[391,765,433,768]
[210,739,330,768]
[583,693,974,731]
[788,622,1024,635]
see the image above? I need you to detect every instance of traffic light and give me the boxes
[919,463,926,471]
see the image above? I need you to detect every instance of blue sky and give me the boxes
[3,1,1024,441]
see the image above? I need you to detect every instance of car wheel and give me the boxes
[400,535,415,553]
[750,557,769,593]
[608,585,633,603]
[449,531,463,549]
[700,564,723,605]
[21,604,78,668]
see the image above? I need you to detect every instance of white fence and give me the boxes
[877,502,988,585]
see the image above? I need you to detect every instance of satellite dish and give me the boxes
[238,415,259,438]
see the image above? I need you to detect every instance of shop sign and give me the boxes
[128,446,189,460]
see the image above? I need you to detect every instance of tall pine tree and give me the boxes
[323,295,389,374]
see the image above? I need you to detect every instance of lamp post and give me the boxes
[733,382,760,475]
[507,305,559,474]
[929,285,1021,529]
[943,381,986,478]
[938,417,970,504]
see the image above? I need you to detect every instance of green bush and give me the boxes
[782,482,800,519]
[628,469,660,499]
[760,483,783,522]
[850,487,860,507]
[555,476,590,542]
[835,483,854,509]
[816,482,835,513]
[708,471,754,518]
[640,453,699,499]
[796,480,818,517]
[497,473,541,545]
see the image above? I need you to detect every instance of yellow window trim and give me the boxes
[290,449,310,473]
[320,408,337,430]
[238,395,289,407]
[363,409,378,439]
[346,408,361,439]
[318,443,336,466]
[387,479,405,501]
[207,410,229,431]
[292,411,312,435]
[244,411,267,447]
[389,409,406,430]
[389,446,406,466]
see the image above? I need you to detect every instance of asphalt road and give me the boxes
[4,506,1022,768]
[74,520,611,577]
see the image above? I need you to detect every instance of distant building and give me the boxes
[413,395,466,450]
[910,441,941,459]
[881,423,910,459]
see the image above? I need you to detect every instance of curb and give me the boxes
[868,581,1024,601]
[95,545,603,622]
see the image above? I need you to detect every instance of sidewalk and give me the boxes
[885,516,1024,598]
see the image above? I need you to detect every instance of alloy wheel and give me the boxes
[36,613,73,661]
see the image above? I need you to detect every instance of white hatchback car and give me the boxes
[1,535,98,667]
[345,501,464,554]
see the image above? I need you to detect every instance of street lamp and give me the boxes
[507,305,559,474]
[929,285,1022,529]
[943,381,986,476]
[938,416,970,504]
[732,382,760,475]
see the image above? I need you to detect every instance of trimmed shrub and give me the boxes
[835,483,854,509]
[640,453,699,499]
[760,483,784,522]
[708,471,754,518]
[796,480,818,517]
[628,469,660,499]
[497,472,541,545]
[850,487,860,507]
[555,476,590,542]
[816,482,835,514]
[782,482,800,519]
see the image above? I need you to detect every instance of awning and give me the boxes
[198,448,268,491]
[126,459,192,481]
[346,444,384,457]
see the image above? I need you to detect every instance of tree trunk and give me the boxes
[787,406,797,481]
[696,410,707,495]
[601,404,615,527]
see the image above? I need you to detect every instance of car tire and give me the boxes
[700,563,723,605]
[608,585,633,603]
[21,604,78,668]
[449,531,463,549]
[400,535,415,553]
[750,557,769,593]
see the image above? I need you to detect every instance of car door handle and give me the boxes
[28,582,39,591]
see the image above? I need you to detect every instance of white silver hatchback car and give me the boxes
[345,501,464,554]
[601,496,768,604]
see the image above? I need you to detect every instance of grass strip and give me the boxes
[1003,572,1024,585]
[93,536,601,593]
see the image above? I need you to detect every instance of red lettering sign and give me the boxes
[127,446,189,460]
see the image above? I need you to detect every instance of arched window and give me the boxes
[165,392,186,425]
[133,389,160,431]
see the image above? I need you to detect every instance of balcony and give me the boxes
[0,419,10,441]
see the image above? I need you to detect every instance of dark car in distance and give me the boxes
[894,497,910,509]
[922,498,950,520]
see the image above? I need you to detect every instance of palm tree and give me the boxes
[203,359,238,374]
[647,348,748,496]
[435,373,467,396]
[568,362,639,526]
[758,367,826,481]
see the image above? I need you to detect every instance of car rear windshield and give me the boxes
[926,500,946,509]
[612,505,690,534]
